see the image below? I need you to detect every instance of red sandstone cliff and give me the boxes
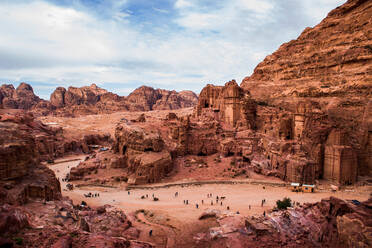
[0,83,198,116]
[241,0,371,100]
[238,0,372,177]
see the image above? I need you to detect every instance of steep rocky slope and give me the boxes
[241,0,371,100]
[236,0,371,178]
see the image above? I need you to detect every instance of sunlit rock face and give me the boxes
[195,197,372,247]
[114,122,172,184]
[220,0,372,183]
[0,83,42,110]
[196,80,256,128]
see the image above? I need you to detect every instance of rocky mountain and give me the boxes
[0,83,44,110]
[127,86,198,111]
[236,0,371,177]
[0,83,198,116]
[241,0,371,101]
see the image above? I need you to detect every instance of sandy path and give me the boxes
[136,211,176,248]
[49,155,372,222]
[47,155,372,248]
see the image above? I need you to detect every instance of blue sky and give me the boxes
[0,0,346,99]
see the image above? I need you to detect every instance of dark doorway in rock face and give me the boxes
[144,148,153,152]
[243,157,250,163]
[198,151,207,156]
[122,145,127,154]
[226,152,234,157]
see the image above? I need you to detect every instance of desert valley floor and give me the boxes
[1,0,371,247]
[40,109,371,248]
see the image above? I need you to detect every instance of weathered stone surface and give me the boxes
[0,83,43,110]
[237,0,371,180]
[0,204,30,235]
[127,86,198,111]
[115,123,164,154]
[0,110,111,204]
[127,151,173,184]
[1,83,198,116]
[112,122,173,184]
[196,80,256,128]
[1,200,153,248]
[324,130,358,184]
[241,0,372,100]
[195,197,372,248]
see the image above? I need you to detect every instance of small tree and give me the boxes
[276,197,292,210]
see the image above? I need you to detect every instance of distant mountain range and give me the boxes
[0,83,198,116]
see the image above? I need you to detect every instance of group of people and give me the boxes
[181,193,231,210]
[84,192,100,198]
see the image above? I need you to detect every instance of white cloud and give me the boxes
[175,0,194,9]
[302,0,346,21]
[0,0,347,96]
[238,0,274,14]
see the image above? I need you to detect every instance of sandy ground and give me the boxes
[49,155,372,221]
[48,155,372,247]
[38,108,193,139]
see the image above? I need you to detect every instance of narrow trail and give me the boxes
[135,211,178,248]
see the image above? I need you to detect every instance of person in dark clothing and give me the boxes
[149,230,153,236]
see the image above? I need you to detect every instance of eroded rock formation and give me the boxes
[127,86,198,111]
[238,0,372,180]
[0,83,198,116]
[0,83,44,110]
[112,122,173,184]
[0,200,153,248]
[195,197,372,248]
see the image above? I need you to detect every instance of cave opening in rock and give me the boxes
[226,152,234,157]
[197,151,207,156]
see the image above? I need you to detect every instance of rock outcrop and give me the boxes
[127,86,198,111]
[238,0,371,180]
[113,122,173,184]
[49,84,198,116]
[0,110,61,204]
[241,0,372,100]
[0,110,112,203]
[196,80,256,128]
[1,83,198,116]
[0,83,44,110]
[195,197,372,248]
[0,200,153,248]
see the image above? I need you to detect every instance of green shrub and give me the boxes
[276,197,292,210]
[13,237,23,245]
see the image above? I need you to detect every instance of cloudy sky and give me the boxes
[0,0,345,99]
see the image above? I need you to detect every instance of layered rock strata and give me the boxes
[239,0,371,179]
[195,197,372,247]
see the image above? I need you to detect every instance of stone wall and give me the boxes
[323,130,357,184]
